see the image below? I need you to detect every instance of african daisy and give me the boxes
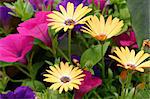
[81,15,124,41]
[47,2,92,32]
[43,61,85,93]
[109,47,150,72]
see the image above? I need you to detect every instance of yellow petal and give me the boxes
[99,15,105,34]
[59,85,64,94]
[73,3,83,19]
[135,50,144,63]
[50,83,62,90]
[43,77,60,83]
[135,67,144,72]
[59,5,67,18]
[135,53,150,66]
[104,15,112,33]
[67,2,74,18]
[109,55,123,65]
[138,61,150,68]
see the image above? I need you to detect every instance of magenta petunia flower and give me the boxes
[113,31,138,48]
[0,34,34,63]
[17,11,52,46]
[88,0,106,11]
[74,70,102,99]
[0,86,35,99]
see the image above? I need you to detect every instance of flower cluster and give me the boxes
[0,0,150,99]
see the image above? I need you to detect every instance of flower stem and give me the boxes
[16,65,31,78]
[57,47,69,62]
[101,42,105,78]
[68,29,72,62]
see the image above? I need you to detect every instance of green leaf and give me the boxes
[0,62,21,67]
[127,0,150,48]
[30,62,44,79]
[22,80,46,92]
[80,41,110,67]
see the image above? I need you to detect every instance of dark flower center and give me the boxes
[127,64,136,69]
[60,76,70,83]
[64,19,75,26]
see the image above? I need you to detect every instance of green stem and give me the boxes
[68,29,72,62]
[57,47,69,62]
[121,82,125,99]
[93,90,102,99]
[16,65,31,78]
[101,42,105,78]
[2,67,26,82]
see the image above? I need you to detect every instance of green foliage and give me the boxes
[127,0,150,48]
[110,0,131,33]
[4,0,34,21]
[36,89,71,99]
[22,80,46,92]
[80,41,110,67]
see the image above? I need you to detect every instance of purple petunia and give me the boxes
[29,0,54,10]
[0,6,12,30]
[56,0,87,11]
[0,86,35,99]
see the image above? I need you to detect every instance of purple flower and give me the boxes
[29,0,54,10]
[113,31,138,49]
[56,0,87,11]
[0,86,35,99]
[0,6,12,29]
[0,34,34,63]
[17,11,52,46]
[74,70,102,99]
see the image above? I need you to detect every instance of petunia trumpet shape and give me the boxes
[0,86,35,99]
[113,31,138,48]
[17,11,51,46]
[0,34,34,63]
[74,70,102,99]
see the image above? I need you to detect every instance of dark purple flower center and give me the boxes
[64,19,75,26]
[60,76,70,83]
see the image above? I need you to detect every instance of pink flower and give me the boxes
[0,34,34,63]
[74,70,102,99]
[88,0,106,11]
[17,11,52,46]
[113,31,138,48]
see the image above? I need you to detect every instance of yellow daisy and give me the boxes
[109,47,150,72]
[43,61,85,93]
[81,15,124,41]
[47,2,92,32]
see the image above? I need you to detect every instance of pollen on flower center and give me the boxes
[127,64,136,69]
[64,19,75,26]
[60,76,71,83]
[95,34,107,41]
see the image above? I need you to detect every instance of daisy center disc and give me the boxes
[64,19,75,26]
[95,34,107,41]
[127,64,136,69]
[60,76,71,83]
